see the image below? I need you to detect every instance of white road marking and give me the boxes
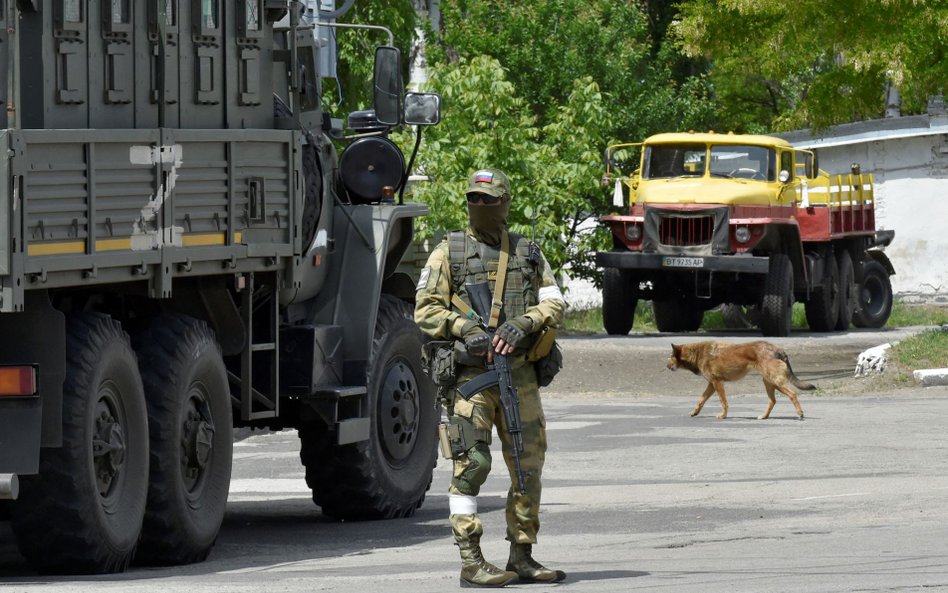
[791,492,868,501]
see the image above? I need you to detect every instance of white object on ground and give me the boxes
[855,343,892,377]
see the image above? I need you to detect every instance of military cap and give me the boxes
[466,168,511,200]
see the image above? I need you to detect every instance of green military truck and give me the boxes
[0,0,441,574]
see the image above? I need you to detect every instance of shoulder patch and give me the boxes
[417,267,432,291]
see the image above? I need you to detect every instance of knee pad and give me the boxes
[453,442,492,496]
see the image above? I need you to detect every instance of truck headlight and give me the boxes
[626,224,642,242]
[735,225,751,243]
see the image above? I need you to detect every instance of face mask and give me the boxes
[467,199,510,245]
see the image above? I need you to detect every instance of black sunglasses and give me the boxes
[467,192,502,205]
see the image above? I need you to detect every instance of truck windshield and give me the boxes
[708,144,774,181]
[643,144,706,179]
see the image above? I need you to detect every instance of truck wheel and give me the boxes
[133,315,233,565]
[304,294,437,520]
[602,268,636,335]
[760,254,794,337]
[853,260,893,328]
[835,250,855,330]
[653,299,703,332]
[804,252,840,332]
[10,313,148,574]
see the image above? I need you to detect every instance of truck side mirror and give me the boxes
[604,149,615,171]
[374,46,402,126]
[778,170,791,183]
[403,92,441,125]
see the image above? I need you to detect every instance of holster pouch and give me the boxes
[534,340,564,387]
[525,326,557,362]
[437,416,490,459]
[421,340,456,387]
[437,423,455,459]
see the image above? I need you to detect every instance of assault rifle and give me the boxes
[457,281,527,494]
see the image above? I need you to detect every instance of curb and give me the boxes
[913,368,948,387]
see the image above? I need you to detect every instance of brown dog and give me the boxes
[666,341,815,420]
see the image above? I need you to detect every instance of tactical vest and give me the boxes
[447,230,539,324]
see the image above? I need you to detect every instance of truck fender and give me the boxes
[864,249,895,276]
[775,223,808,295]
[300,203,428,368]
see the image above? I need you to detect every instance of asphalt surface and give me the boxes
[3,326,947,592]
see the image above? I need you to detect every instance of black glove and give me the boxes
[495,316,534,349]
[461,321,491,357]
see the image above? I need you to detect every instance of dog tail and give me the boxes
[775,350,816,390]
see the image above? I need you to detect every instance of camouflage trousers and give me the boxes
[448,363,547,545]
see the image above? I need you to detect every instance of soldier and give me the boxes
[415,168,567,587]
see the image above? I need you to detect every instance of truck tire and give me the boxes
[804,252,840,332]
[653,299,703,332]
[9,313,148,574]
[303,294,437,520]
[835,250,855,330]
[853,260,893,328]
[760,254,794,337]
[133,315,233,565]
[602,267,636,335]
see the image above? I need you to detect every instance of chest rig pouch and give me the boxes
[447,231,563,385]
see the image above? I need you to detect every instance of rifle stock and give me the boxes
[463,282,527,494]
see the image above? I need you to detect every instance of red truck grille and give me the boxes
[658,215,715,247]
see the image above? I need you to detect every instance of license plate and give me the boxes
[662,256,704,268]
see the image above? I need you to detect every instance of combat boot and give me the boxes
[506,542,567,583]
[458,536,518,588]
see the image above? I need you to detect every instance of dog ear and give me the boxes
[671,343,680,354]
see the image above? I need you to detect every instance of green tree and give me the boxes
[427,0,714,142]
[674,0,948,131]
[396,56,610,280]
[403,0,714,285]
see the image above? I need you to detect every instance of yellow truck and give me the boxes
[597,131,895,336]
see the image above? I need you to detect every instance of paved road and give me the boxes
[3,327,947,592]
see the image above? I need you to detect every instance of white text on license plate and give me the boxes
[662,256,704,268]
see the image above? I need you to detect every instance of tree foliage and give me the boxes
[394,56,610,281]
[427,0,714,140]
[674,0,948,131]
[401,0,714,285]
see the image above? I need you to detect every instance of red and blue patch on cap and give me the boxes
[473,170,494,184]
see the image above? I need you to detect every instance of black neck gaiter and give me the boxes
[467,199,511,245]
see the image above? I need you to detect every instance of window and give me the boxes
[644,144,706,179]
[709,145,774,181]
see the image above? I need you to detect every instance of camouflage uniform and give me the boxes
[415,168,567,587]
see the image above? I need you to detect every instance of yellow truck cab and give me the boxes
[597,131,895,336]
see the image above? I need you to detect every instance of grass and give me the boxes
[564,301,948,334]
